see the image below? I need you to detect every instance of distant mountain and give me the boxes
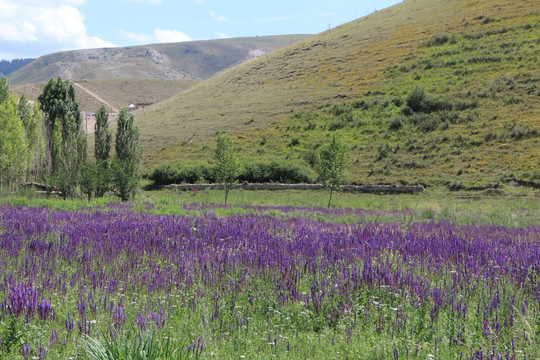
[0,58,35,77]
[8,35,311,84]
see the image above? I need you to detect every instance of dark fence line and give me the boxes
[162,183,425,194]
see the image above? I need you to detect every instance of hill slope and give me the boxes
[8,35,311,85]
[137,0,540,189]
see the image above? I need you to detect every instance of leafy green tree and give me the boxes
[95,105,112,161]
[38,76,82,175]
[215,134,241,205]
[80,162,98,201]
[27,103,47,181]
[112,108,142,201]
[55,113,87,199]
[0,94,32,189]
[317,134,348,208]
[94,105,112,197]
[17,95,46,181]
[0,77,9,104]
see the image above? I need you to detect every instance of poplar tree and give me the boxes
[94,105,112,197]
[112,108,142,201]
[38,76,83,175]
[0,94,32,189]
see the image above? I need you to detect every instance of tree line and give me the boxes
[0,76,141,201]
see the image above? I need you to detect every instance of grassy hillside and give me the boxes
[137,0,540,189]
[8,35,310,85]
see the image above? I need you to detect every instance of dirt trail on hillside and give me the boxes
[74,82,119,134]
[74,82,119,113]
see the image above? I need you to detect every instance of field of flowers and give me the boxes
[0,202,538,359]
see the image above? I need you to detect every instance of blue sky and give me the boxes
[0,0,400,60]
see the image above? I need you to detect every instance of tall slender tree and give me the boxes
[0,94,32,189]
[94,105,112,161]
[94,105,112,197]
[38,76,82,175]
[0,77,9,104]
[112,108,142,201]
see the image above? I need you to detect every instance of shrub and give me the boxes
[239,161,316,184]
[406,86,427,112]
[389,117,403,130]
[425,33,450,47]
[148,164,178,186]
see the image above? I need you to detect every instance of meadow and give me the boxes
[0,189,538,359]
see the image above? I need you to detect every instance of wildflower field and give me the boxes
[0,199,538,359]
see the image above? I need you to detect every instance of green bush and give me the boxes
[150,160,316,185]
[239,161,316,184]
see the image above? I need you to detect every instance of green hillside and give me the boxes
[137,0,540,189]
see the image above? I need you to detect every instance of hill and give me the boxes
[8,35,311,85]
[136,0,540,189]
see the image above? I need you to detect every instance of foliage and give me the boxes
[148,160,316,186]
[94,105,112,162]
[82,330,189,360]
[317,134,348,208]
[239,160,316,184]
[0,93,32,188]
[38,76,83,178]
[52,113,87,199]
[0,77,9,104]
[113,108,142,201]
[215,134,241,205]
[111,158,140,202]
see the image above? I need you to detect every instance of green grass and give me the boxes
[3,185,538,227]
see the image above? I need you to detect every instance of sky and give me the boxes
[0,0,401,60]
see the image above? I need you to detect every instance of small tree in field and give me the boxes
[215,134,241,205]
[317,134,348,208]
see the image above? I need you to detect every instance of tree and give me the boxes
[215,134,241,205]
[317,134,348,208]
[0,94,32,189]
[54,113,87,199]
[38,76,82,175]
[94,105,111,161]
[94,105,112,197]
[18,96,46,181]
[112,108,142,201]
[0,77,9,104]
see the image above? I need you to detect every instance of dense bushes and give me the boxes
[239,161,316,184]
[149,160,316,186]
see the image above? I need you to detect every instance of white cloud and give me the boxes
[217,33,230,39]
[154,29,192,43]
[0,0,115,59]
[120,28,192,44]
[209,10,228,22]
